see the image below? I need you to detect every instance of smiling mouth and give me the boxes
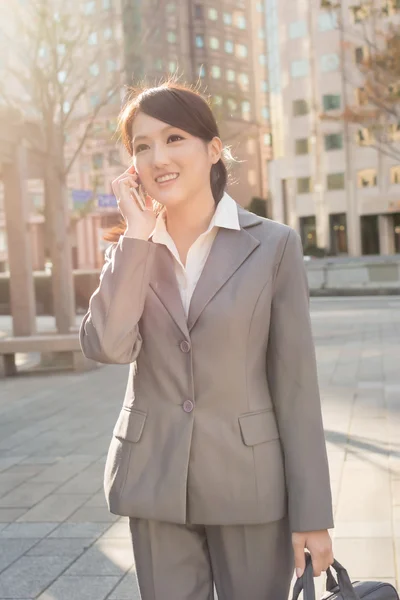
[156,173,180,185]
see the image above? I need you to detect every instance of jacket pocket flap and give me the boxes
[238,409,279,446]
[113,408,147,443]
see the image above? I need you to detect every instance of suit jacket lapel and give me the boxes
[187,207,261,332]
[149,244,189,338]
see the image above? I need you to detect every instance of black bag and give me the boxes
[292,553,399,600]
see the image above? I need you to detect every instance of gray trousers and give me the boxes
[129,516,294,600]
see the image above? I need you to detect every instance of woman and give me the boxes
[80,80,334,600]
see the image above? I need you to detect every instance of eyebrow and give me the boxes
[132,125,177,144]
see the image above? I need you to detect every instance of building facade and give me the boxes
[267,0,400,256]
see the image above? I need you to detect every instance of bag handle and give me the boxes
[291,554,360,600]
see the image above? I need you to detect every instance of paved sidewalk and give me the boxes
[0,297,399,599]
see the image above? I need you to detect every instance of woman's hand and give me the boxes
[111,166,156,239]
[292,529,334,578]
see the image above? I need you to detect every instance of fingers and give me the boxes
[292,534,306,578]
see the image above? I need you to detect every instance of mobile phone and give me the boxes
[130,173,146,211]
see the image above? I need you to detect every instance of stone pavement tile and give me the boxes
[56,470,103,494]
[67,505,119,523]
[36,575,120,600]
[0,523,58,538]
[0,456,26,472]
[49,522,111,539]
[0,483,58,509]
[85,491,107,507]
[108,568,141,599]
[333,521,393,538]
[27,538,94,558]
[0,508,27,523]
[332,538,395,579]
[16,493,91,523]
[65,538,133,576]
[101,521,130,539]
[0,474,31,498]
[0,538,40,573]
[29,459,95,484]
[0,555,74,598]
[393,481,400,505]
[394,507,400,537]
[19,456,59,466]
[349,417,388,439]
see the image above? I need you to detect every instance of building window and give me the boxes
[211,65,221,78]
[330,213,348,254]
[261,80,268,92]
[325,133,343,150]
[109,149,120,166]
[300,216,317,249]
[236,44,248,58]
[226,69,236,82]
[104,27,113,40]
[208,7,218,20]
[90,94,99,107]
[318,12,337,31]
[84,1,95,15]
[167,32,176,43]
[169,61,177,73]
[236,14,247,29]
[256,2,264,11]
[241,101,251,119]
[154,58,163,70]
[321,53,340,72]
[196,35,204,48]
[390,165,400,184]
[258,28,265,39]
[103,0,111,8]
[355,46,367,64]
[295,138,309,155]
[88,32,98,45]
[225,40,234,53]
[291,60,309,78]
[264,133,272,146]
[223,12,232,25]
[261,107,270,120]
[289,20,307,39]
[351,4,371,23]
[92,153,103,170]
[356,127,373,145]
[238,73,249,90]
[227,98,238,113]
[293,99,309,115]
[297,177,312,194]
[89,63,100,76]
[194,4,203,18]
[322,94,341,111]
[259,54,267,66]
[210,36,220,50]
[357,168,377,187]
[327,173,345,190]
[107,59,117,72]
[356,87,368,105]
[214,95,223,106]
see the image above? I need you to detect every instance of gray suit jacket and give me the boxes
[80,205,334,532]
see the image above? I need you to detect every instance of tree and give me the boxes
[320,0,400,162]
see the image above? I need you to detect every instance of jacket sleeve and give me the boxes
[79,235,157,364]
[266,228,334,533]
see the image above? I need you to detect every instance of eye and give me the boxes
[168,134,184,143]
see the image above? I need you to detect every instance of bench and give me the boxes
[0,334,98,377]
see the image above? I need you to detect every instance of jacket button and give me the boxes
[180,340,191,353]
[183,400,194,413]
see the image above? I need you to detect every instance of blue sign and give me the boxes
[71,189,93,204]
[98,193,118,208]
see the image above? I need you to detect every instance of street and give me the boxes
[0,296,399,599]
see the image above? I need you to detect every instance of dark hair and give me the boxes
[104,77,236,242]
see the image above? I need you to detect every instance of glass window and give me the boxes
[242,101,251,120]
[291,59,309,78]
[293,99,309,115]
[300,216,317,249]
[264,133,272,146]
[84,1,95,15]
[262,107,270,120]
[109,149,120,166]
[104,27,113,40]
[88,32,98,45]
[258,28,265,39]
[169,61,177,73]
[107,59,117,71]
[297,177,312,194]
[211,65,221,78]
[327,173,345,190]
[236,44,248,58]
[259,54,267,66]
[210,37,220,50]
[289,20,307,39]
[357,168,377,187]
[90,94,99,107]
[238,73,249,90]
[196,35,204,48]
[236,15,247,29]
[194,4,203,18]
[321,53,340,72]
[166,3,176,11]
[261,81,268,92]
[356,87,368,105]
[208,7,218,20]
[318,12,337,31]
[57,44,66,55]
[390,165,400,184]
[356,127,373,145]
[223,12,232,25]
[214,95,223,105]
[323,94,341,111]
[295,138,309,155]
[89,63,100,76]
[154,58,163,70]
[355,46,367,64]
[256,2,264,11]
[58,71,67,83]
[325,133,343,150]
[227,98,238,112]
[103,0,111,8]
[167,32,176,43]
[351,4,370,23]
[227,69,236,82]
[92,153,103,169]
[225,40,234,53]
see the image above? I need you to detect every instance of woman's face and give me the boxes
[131,111,222,208]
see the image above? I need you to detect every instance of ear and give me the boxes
[209,136,223,164]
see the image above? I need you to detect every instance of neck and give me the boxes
[164,189,217,245]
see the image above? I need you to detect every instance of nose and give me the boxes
[151,142,170,167]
